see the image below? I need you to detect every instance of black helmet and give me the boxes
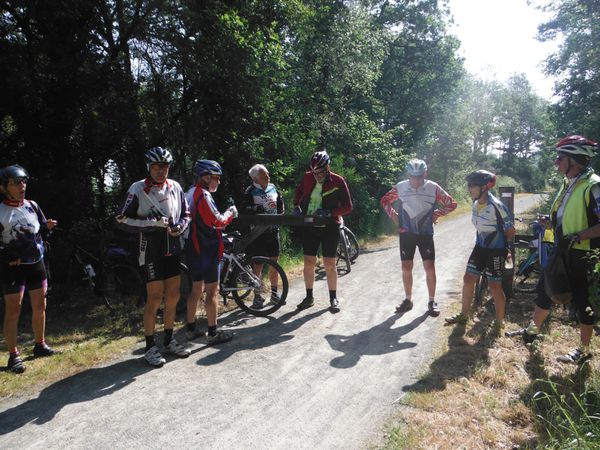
[144,147,173,171]
[466,170,496,189]
[193,159,223,178]
[0,165,29,187]
[310,151,330,171]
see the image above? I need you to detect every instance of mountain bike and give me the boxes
[336,218,360,273]
[514,216,552,293]
[47,228,144,311]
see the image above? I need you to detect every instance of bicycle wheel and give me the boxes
[336,230,352,274]
[231,256,289,317]
[474,274,489,307]
[345,227,360,262]
[101,264,144,309]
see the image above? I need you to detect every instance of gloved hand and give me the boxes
[314,208,331,217]
[228,205,239,218]
[292,206,302,216]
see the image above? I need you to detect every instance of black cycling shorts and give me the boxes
[399,232,435,261]
[142,255,181,283]
[465,246,506,282]
[302,224,339,258]
[1,259,47,295]
[535,249,596,325]
[248,230,280,258]
[185,248,220,284]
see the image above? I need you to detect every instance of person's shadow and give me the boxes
[193,307,329,366]
[0,358,153,435]
[324,312,428,368]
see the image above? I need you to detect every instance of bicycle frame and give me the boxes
[220,252,261,294]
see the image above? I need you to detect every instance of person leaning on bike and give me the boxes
[242,163,284,309]
[516,135,600,364]
[293,149,353,313]
[0,165,58,374]
[445,170,515,336]
[116,147,191,367]
[184,159,237,345]
[380,159,457,316]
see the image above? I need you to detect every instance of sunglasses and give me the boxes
[312,169,327,176]
[8,177,29,185]
[467,183,481,188]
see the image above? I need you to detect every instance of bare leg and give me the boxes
[186,281,205,324]
[488,280,505,321]
[461,272,479,315]
[401,260,413,299]
[303,255,317,289]
[322,256,337,291]
[162,275,181,330]
[3,291,23,352]
[29,287,48,343]
[423,260,436,299]
[144,280,164,336]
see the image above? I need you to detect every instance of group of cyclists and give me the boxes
[1,133,598,372]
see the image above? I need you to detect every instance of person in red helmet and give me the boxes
[0,165,58,374]
[512,135,600,364]
[293,149,352,313]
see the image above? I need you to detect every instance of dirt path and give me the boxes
[0,195,544,449]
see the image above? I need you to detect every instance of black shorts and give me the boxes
[248,230,280,258]
[535,249,596,325]
[399,232,435,261]
[466,246,506,282]
[185,248,220,284]
[1,259,47,295]
[302,224,339,258]
[142,255,181,283]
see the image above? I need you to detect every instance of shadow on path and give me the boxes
[0,359,152,435]
[324,312,429,368]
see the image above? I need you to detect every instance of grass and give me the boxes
[382,211,600,449]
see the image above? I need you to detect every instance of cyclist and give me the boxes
[445,170,515,335]
[185,159,237,345]
[116,147,191,367]
[0,165,58,374]
[516,135,600,364]
[293,149,353,313]
[242,164,284,309]
[380,159,457,316]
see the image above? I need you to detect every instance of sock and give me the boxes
[525,321,539,335]
[145,335,155,351]
[329,290,337,301]
[306,288,313,299]
[9,349,19,358]
[187,322,196,332]
[34,340,45,347]
[208,325,217,336]
[164,329,173,346]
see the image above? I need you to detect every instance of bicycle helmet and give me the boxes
[466,170,496,189]
[310,151,330,171]
[405,159,427,177]
[0,165,29,187]
[556,135,597,157]
[193,159,223,178]
[144,147,173,171]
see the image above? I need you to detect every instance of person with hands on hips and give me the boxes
[0,165,59,374]
[116,147,191,367]
[293,149,353,313]
[184,160,236,345]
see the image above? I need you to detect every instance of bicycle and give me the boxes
[47,228,144,311]
[514,216,552,293]
[336,218,360,273]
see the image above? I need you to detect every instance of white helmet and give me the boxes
[406,159,427,176]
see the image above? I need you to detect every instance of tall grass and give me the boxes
[532,373,600,449]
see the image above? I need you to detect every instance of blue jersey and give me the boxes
[471,192,513,249]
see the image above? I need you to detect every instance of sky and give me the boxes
[446,0,559,100]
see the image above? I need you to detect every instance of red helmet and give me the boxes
[310,151,330,171]
[556,135,597,157]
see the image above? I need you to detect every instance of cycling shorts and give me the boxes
[302,224,339,258]
[535,249,596,325]
[1,259,47,295]
[399,232,435,261]
[248,230,280,258]
[185,249,220,284]
[466,245,506,282]
[142,255,181,283]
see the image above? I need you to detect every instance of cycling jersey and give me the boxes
[293,171,352,224]
[380,179,457,235]
[242,182,284,233]
[187,186,236,260]
[471,192,513,249]
[0,199,47,265]
[116,178,190,266]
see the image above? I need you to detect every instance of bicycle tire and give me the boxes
[231,256,288,317]
[336,229,352,274]
[513,280,538,293]
[101,264,144,309]
[345,227,360,262]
